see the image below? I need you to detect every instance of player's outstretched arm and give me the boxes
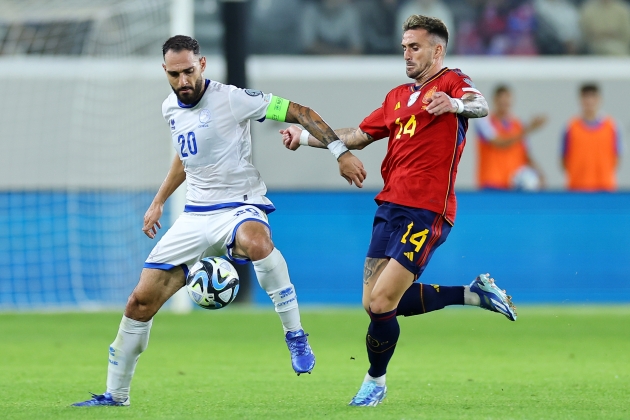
[284,102,367,188]
[142,155,186,239]
[280,126,375,151]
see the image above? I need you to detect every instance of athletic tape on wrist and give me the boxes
[327,140,349,160]
[453,98,464,114]
[299,129,310,146]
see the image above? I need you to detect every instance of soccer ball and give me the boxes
[185,257,240,310]
[511,165,541,191]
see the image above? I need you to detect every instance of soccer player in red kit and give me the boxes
[280,15,517,406]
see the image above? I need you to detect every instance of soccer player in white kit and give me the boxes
[73,35,367,407]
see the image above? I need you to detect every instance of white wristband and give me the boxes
[327,139,349,160]
[299,129,310,146]
[453,98,464,114]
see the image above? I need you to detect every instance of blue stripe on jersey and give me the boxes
[184,202,276,214]
[456,114,467,146]
[177,79,211,108]
[144,262,175,270]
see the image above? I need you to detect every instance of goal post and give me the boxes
[167,0,194,314]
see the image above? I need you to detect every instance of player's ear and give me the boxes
[434,43,443,59]
[199,56,207,72]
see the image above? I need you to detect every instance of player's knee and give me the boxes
[369,290,397,314]
[125,292,157,322]
[238,234,274,261]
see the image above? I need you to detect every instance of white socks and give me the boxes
[106,315,152,402]
[365,372,386,386]
[463,285,481,306]
[253,248,302,333]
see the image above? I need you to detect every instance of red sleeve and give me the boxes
[359,106,390,140]
[447,69,483,100]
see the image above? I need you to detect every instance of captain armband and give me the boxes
[265,95,290,122]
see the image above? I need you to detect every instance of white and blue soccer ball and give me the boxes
[511,165,541,191]
[185,257,240,310]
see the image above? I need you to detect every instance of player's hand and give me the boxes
[279,125,302,151]
[528,115,547,131]
[338,152,367,188]
[426,91,457,116]
[142,202,163,239]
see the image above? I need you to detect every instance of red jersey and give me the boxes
[359,67,479,225]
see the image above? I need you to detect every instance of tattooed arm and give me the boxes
[459,92,489,119]
[288,126,376,151]
[284,102,340,147]
[283,101,368,187]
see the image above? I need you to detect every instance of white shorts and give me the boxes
[144,205,270,275]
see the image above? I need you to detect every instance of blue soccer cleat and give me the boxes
[470,273,517,321]
[349,380,387,406]
[285,329,316,375]
[72,392,129,407]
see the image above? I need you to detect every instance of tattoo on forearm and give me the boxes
[460,95,489,119]
[363,258,387,285]
[287,103,337,146]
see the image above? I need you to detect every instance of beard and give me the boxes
[405,57,434,81]
[174,77,204,104]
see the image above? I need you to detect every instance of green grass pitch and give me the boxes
[1,306,628,419]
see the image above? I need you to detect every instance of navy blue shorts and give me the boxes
[366,202,452,277]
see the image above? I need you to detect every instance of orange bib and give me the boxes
[563,117,618,191]
[477,115,528,189]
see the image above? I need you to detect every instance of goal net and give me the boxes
[0,0,175,310]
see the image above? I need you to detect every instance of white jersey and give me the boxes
[162,79,275,213]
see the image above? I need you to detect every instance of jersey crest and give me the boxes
[420,86,438,110]
[199,109,211,124]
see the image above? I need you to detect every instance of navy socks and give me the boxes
[366,308,399,378]
[397,283,464,317]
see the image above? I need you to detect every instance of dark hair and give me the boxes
[402,15,449,47]
[162,35,200,57]
[580,83,599,95]
[494,84,511,97]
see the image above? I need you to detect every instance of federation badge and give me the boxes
[420,86,438,110]
[408,91,420,107]
[199,109,211,124]
[244,89,262,97]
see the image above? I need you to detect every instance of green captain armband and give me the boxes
[265,95,290,122]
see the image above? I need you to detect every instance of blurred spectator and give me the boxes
[454,20,485,54]
[534,0,581,54]
[357,0,398,54]
[250,0,305,54]
[452,0,485,55]
[301,0,363,55]
[396,0,456,51]
[562,84,623,191]
[480,0,538,55]
[475,85,547,190]
[580,0,630,55]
